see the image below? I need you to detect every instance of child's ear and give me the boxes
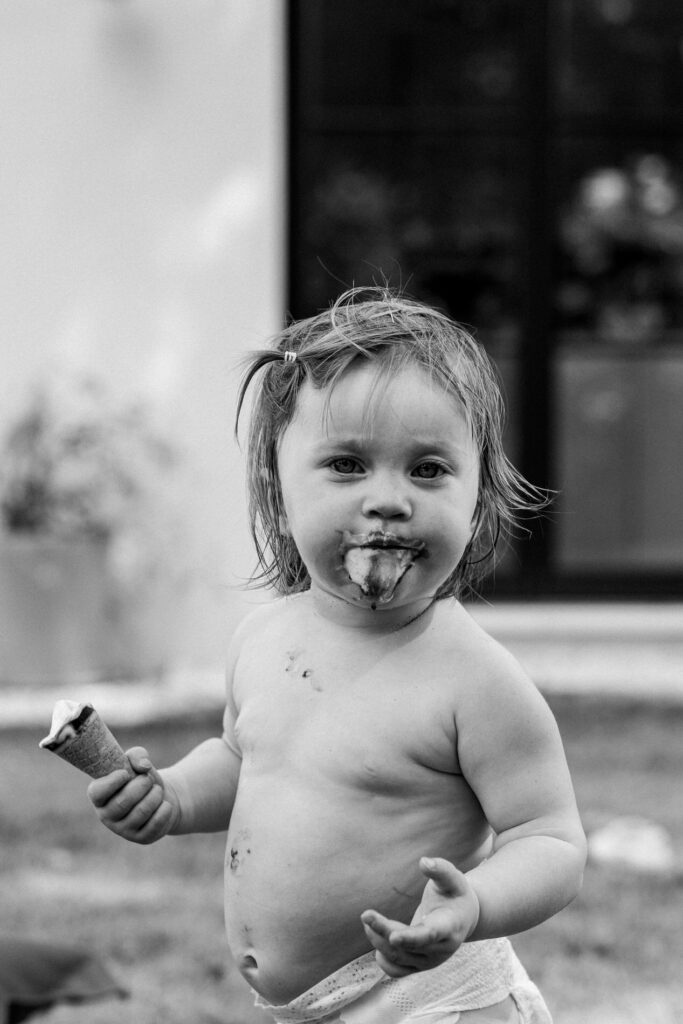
[278,514,291,537]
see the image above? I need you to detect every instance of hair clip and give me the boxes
[283,350,297,363]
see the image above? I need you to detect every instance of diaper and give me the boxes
[254,939,552,1024]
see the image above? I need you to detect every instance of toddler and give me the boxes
[89,289,586,1024]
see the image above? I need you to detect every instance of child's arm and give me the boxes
[362,650,586,976]
[456,660,586,938]
[87,650,243,844]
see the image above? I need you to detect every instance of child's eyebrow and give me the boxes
[315,434,473,459]
[314,436,365,453]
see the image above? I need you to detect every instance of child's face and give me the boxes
[277,360,480,621]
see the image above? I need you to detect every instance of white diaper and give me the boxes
[254,939,552,1024]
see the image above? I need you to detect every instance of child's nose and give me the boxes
[361,473,412,520]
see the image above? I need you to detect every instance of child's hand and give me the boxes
[361,857,480,977]
[87,746,180,845]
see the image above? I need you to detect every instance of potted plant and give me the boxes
[0,371,183,686]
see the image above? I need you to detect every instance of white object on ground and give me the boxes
[588,816,675,874]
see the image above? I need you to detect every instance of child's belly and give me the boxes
[223,768,491,1005]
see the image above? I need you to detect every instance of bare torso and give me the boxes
[224,596,494,1004]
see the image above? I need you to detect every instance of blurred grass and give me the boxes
[1,696,682,1024]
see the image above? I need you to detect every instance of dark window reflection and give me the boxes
[313,0,524,112]
[555,151,683,573]
[558,0,683,118]
[557,152,683,342]
[297,140,523,354]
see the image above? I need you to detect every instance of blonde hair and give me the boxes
[236,287,548,598]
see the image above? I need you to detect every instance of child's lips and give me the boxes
[341,530,426,555]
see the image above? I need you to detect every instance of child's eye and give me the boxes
[412,461,445,480]
[329,457,362,475]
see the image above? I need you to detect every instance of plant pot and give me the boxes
[0,535,176,686]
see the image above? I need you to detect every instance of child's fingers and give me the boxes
[419,856,470,897]
[87,747,155,810]
[361,912,459,977]
[98,772,155,823]
[361,914,420,962]
[419,906,463,940]
[87,768,132,808]
[362,924,435,977]
[129,795,176,845]
[360,910,404,941]
[126,746,163,782]
[118,782,164,832]
[375,949,422,978]
[392,910,459,952]
[361,909,444,950]
[362,926,418,976]
[390,922,438,951]
[361,914,401,961]
[102,786,173,844]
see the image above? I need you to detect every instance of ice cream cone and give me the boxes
[39,702,132,779]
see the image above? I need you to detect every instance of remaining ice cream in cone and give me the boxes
[39,700,132,779]
[342,532,425,606]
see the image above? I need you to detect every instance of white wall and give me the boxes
[0,0,286,668]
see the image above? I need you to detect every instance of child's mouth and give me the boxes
[340,531,425,607]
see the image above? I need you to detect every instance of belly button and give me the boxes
[241,954,257,970]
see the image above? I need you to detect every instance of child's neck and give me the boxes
[305,584,438,636]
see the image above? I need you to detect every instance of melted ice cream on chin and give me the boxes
[341,532,424,605]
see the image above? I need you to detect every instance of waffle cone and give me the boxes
[43,708,132,779]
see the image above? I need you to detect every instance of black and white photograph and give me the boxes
[1,4,681,1023]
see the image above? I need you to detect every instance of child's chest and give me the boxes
[232,628,466,788]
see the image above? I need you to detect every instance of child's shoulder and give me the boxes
[440,604,560,760]
[224,595,303,688]
[447,607,564,785]
[228,592,306,648]
[441,600,542,701]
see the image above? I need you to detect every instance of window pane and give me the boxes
[556,143,683,342]
[307,0,525,114]
[555,142,683,571]
[293,134,523,462]
[557,0,683,118]
[555,349,683,570]
[295,136,523,346]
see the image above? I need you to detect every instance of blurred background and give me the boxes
[1,0,682,686]
[0,1,284,681]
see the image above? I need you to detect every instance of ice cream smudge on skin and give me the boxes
[341,531,425,608]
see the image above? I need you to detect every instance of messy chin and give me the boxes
[341,543,422,608]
